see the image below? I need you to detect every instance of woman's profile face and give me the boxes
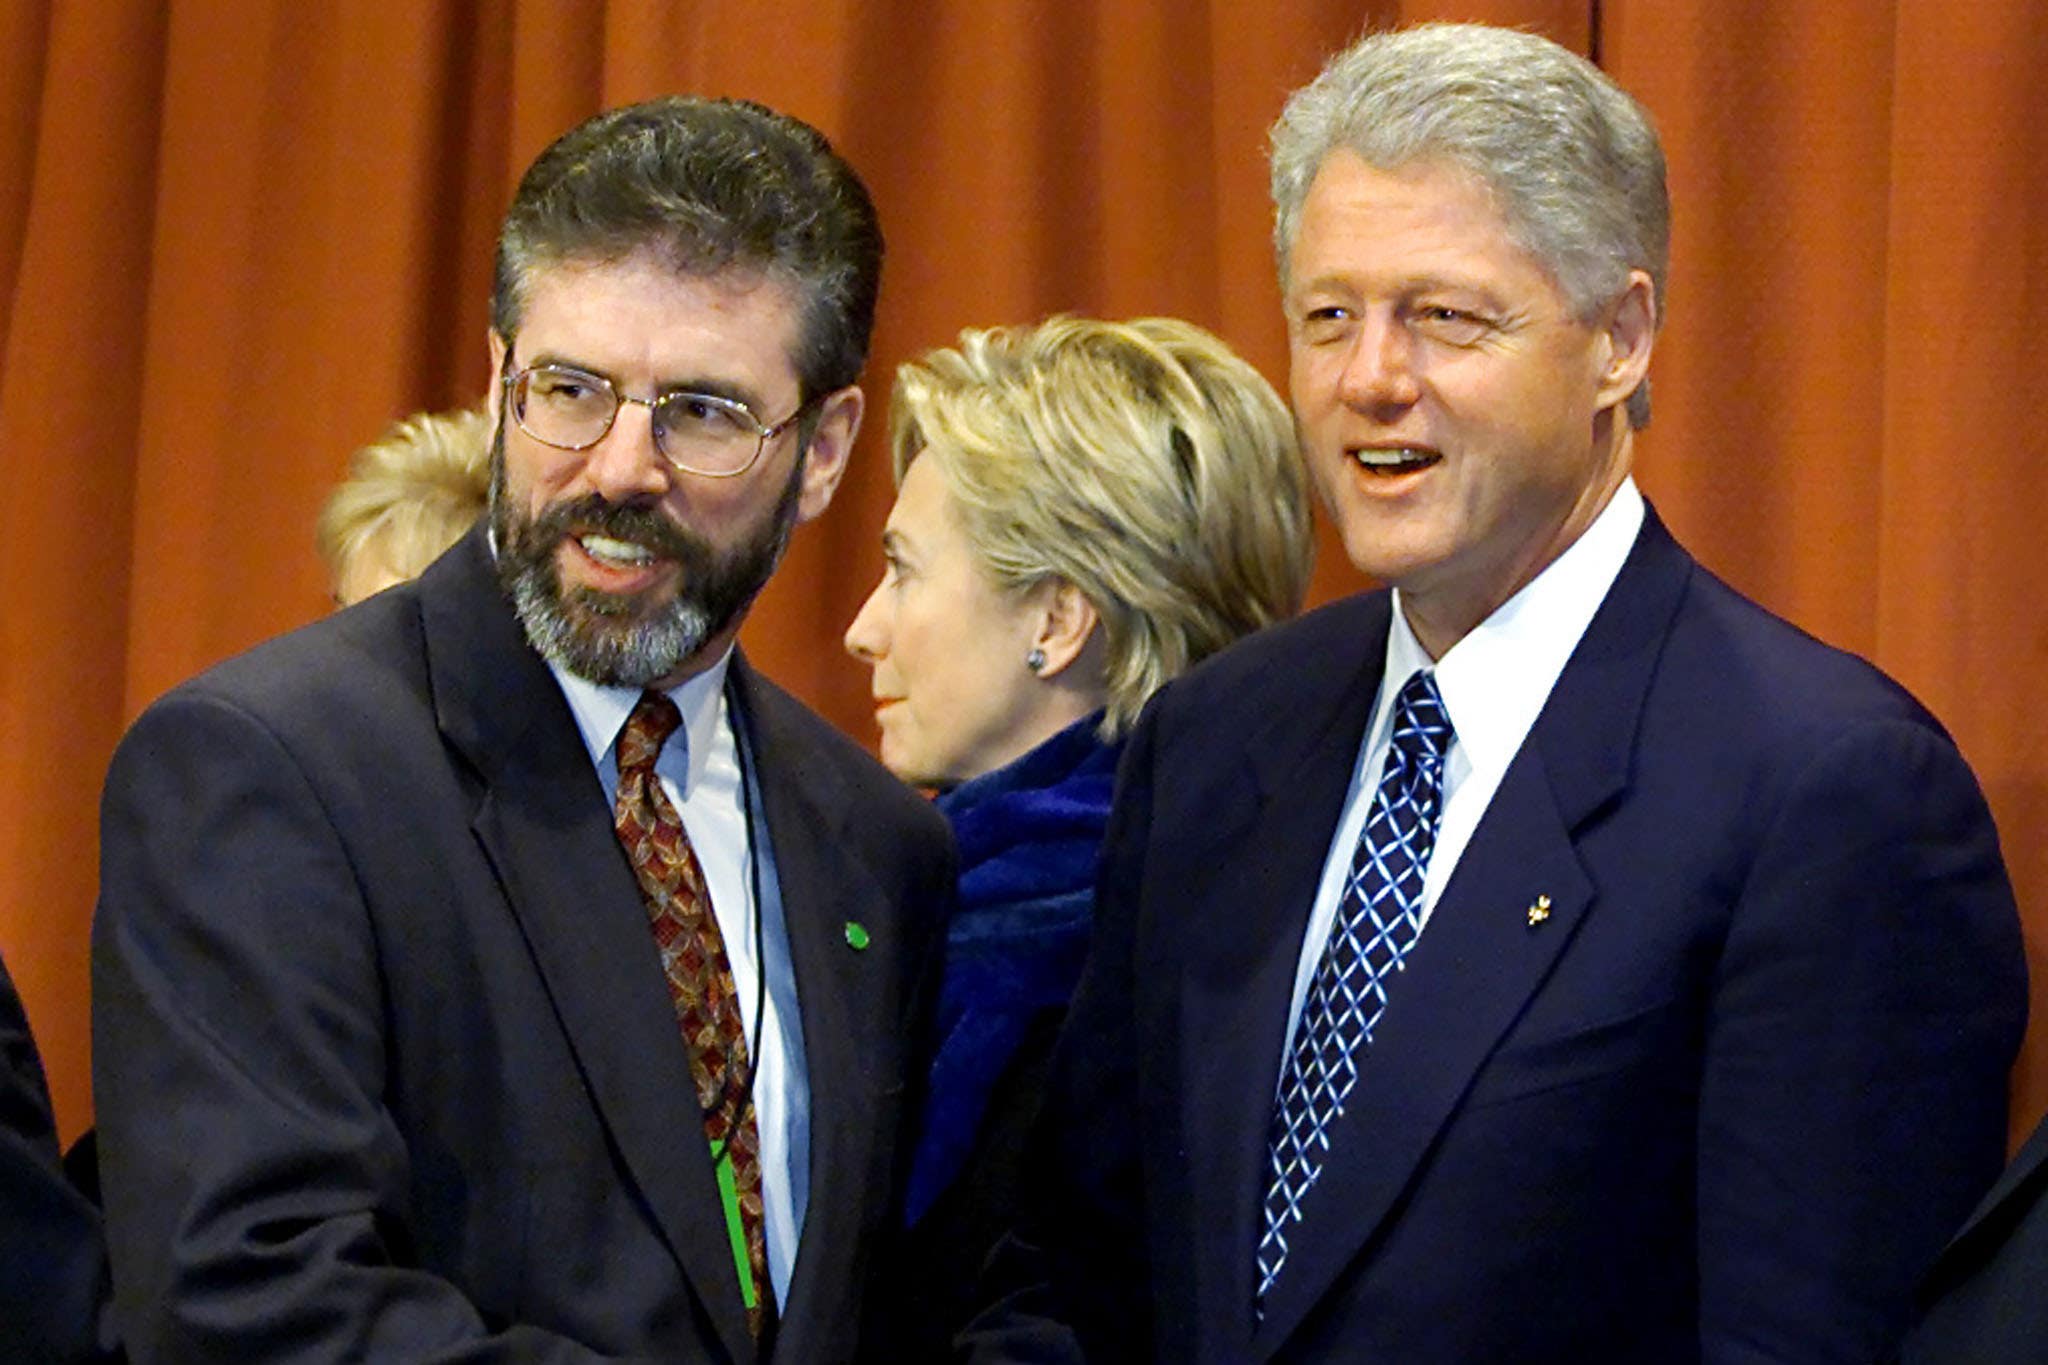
[843,453,1053,788]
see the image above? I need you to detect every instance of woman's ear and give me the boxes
[1028,578,1100,679]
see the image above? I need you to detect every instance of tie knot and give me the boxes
[1389,670,1454,768]
[619,690,683,779]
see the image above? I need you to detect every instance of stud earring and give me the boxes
[1026,647,1047,673]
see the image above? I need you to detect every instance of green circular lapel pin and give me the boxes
[844,921,871,951]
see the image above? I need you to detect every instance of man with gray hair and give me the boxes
[965,23,2024,1363]
[94,97,954,1362]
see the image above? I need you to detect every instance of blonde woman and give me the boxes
[844,315,1313,1355]
[317,405,491,605]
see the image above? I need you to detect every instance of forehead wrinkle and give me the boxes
[516,257,801,414]
[1292,266,1506,302]
[1292,168,1569,315]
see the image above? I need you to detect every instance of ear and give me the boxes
[795,386,865,523]
[486,330,509,427]
[1028,578,1101,679]
[1593,269,1656,412]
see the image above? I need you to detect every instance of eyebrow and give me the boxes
[521,351,768,413]
[664,377,763,411]
[1405,277,1509,308]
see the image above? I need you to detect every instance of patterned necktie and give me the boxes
[1255,669,1456,1311]
[614,690,772,1337]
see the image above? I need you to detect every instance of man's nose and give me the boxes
[1335,313,1421,412]
[583,399,673,503]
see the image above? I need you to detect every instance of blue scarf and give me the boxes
[902,715,1119,1226]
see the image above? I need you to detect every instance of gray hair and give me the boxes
[1271,23,1667,426]
[492,97,883,401]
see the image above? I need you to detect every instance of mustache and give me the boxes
[526,495,701,563]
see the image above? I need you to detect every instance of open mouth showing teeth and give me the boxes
[577,534,657,567]
[1353,448,1441,474]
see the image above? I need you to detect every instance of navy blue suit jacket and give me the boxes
[1896,1111,2048,1363]
[965,508,2025,1364]
[2,952,119,1363]
[93,529,954,1363]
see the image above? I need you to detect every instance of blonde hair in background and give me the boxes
[318,406,493,605]
[890,315,1314,738]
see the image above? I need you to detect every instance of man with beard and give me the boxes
[91,98,954,1363]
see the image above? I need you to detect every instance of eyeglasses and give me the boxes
[503,363,814,478]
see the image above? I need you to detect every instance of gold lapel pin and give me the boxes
[1526,895,1552,928]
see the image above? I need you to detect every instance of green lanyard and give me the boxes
[713,671,768,1315]
[713,1139,760,1311]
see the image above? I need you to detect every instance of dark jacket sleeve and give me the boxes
[1692,714,2026,1363]
[91,690,630,1364]
[1895,1114,2048,1363]
[957,711,1159,1364]
[2,950,120,1363]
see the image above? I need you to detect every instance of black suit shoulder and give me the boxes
[1154,522,1936,751]
[102,588,470,905]
[1163,590,1387,701]
[118,583,438,768]
[1654,556,1944,740]
[1136,590,1389,749]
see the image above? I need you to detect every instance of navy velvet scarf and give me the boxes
[902,716,1119,1226]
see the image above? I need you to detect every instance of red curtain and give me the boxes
[4,0,2043,1148]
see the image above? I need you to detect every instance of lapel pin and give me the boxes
[1526,895,1552,928]
[844,921,871,951]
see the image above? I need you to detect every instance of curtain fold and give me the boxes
[3,0,2042,1147]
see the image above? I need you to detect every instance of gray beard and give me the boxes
[489,424,803,688]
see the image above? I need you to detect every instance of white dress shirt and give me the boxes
[1280,478,1647,1060]
[551,649,810,1309]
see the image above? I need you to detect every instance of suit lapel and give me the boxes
[727,663,903,1353]
[1250,752,1596,1353]
[420,531,758,1363]
[1173,596,1393,1361]
[1251,512,1695,1358]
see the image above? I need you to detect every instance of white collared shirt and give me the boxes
[1280,478,1647,1055]
[551,649,809,1309]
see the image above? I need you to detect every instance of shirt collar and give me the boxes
[1391,476,1644,776]
[551,646,737,794]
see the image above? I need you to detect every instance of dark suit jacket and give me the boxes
[92,529,955,1363]
[964,509,2025,1365]
[1896,1113,2048,1363]
[2,952,119,1363]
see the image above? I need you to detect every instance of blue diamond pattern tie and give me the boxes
[1255,669,1456,1312]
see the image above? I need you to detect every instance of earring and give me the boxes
[1026,647,1047,674]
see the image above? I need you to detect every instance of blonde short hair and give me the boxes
[318,406,492,604]
[890,316,1313,737]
